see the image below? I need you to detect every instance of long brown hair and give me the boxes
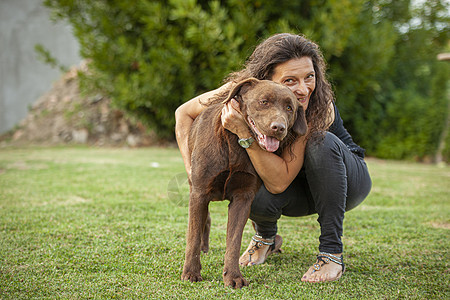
[226,33,334,139]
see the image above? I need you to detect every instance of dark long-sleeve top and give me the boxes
[328,103,365,158]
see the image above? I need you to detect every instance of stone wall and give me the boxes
[0,0,81,134]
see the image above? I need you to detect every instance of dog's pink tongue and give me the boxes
[263,136,280,152]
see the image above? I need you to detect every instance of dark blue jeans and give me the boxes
[250,132,372,253]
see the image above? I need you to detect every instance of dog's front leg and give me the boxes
[181,191,209,283]
[223,194,253,288]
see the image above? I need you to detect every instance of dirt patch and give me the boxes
[0,62,164,148]
[428,221,450,230]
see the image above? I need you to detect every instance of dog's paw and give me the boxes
[181,271,203,283]
[200,244,209,254]
[200,236,209,254]
[223,271,249,289]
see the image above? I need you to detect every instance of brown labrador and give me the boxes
[181,78,308,288]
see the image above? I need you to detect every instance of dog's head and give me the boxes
[223,78,308,152]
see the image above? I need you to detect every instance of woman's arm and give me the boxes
[175,83,232,178]
[246,135,307,194]
[221,100,308,194]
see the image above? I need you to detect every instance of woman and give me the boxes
[175,33,372,283]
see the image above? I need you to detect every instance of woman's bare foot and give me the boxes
[301,253,344,283]
[239,235,282,266]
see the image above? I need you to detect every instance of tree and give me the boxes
[44,0,449,161]
[370,0,450,160]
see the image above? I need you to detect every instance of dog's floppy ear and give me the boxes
[293,106,308,136]
[222,77,260,104]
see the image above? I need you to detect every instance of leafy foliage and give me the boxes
[44,0,449,160]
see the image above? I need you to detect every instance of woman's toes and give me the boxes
[306,270,316,282]
[309,273,318,283]
[301,266,313,282]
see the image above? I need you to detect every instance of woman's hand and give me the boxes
[221,99,252,138]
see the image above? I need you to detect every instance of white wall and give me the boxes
[0,0,81,134]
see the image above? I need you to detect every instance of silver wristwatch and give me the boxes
[238,137,254,149]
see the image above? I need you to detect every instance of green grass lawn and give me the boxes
[0,146,448,299]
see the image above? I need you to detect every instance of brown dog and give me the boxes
[181,78,307,288]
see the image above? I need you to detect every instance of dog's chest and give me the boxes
[225,136,256,173]
[209,142,260,201]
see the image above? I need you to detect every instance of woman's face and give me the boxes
[271,57,316,110]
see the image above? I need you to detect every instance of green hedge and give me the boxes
[44,0,449,161]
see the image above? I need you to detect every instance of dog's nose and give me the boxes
[270,122,286,133]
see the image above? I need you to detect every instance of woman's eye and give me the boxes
[284,79,295,84]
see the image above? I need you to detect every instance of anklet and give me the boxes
[318,252,343,265]
[313,252,345,272]
[252,235,275,246]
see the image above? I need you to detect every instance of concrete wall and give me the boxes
[0,0,81,134]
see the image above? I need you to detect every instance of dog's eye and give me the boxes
[259,100,269,106]
[286,105,293,111]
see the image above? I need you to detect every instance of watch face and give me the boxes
[238,138,253,148]
[239,140,250,148]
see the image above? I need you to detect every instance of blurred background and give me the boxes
[0,0,80,137]
[1,0,449,162]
